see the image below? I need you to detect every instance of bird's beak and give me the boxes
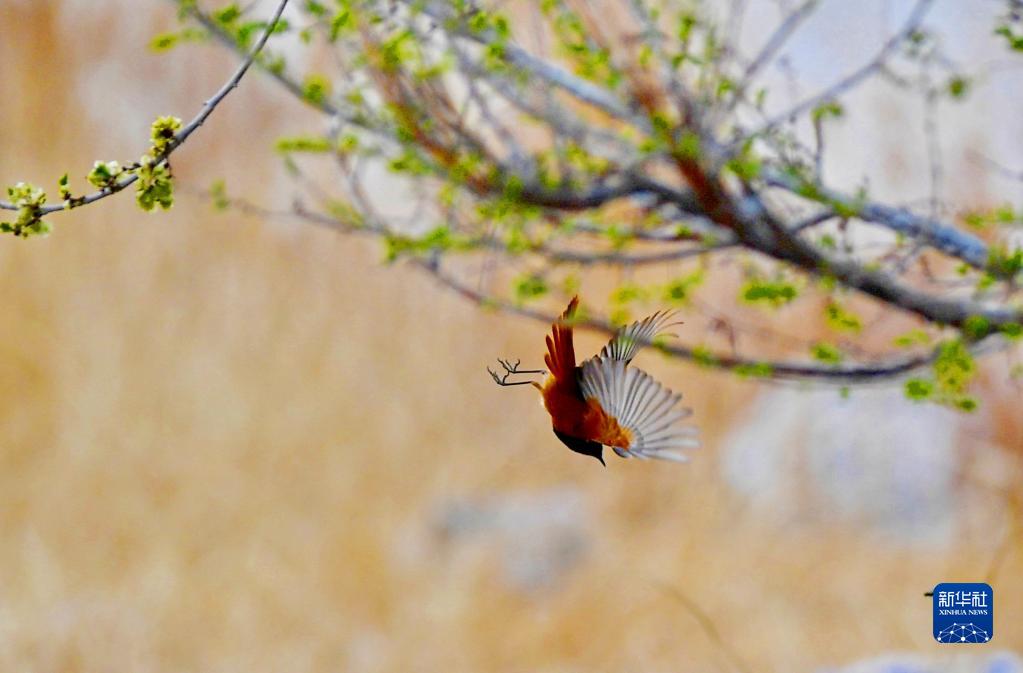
[595,454,606,467]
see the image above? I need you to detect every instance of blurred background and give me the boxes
[0,1,1021,671]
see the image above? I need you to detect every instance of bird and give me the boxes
[489,296,698,465]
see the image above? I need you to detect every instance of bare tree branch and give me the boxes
[15,0,1018,396]
[742,0,936,140]
[726,0,819,114]
[0,0,292,215]
[417,255,954,383]
[174,0,1019,390]
[763,169,993,271]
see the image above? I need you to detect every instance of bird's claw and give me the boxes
[488,357,545,386]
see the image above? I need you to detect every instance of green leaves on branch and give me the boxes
[740,276,799,307]
[0,183,50,238]
[607,284,646,325]
[903,338,978,411]
[514,274,549,303]
[985,244,1023,279]
[136,116,182,212]
[301,74,331,105]
[999,322,1023,340]
[150,115,182,156]
[824,301,862,333]
[382,226,472,263]
[962,204,1021,229]
[663,270,705,305]
[213,3,242,25]
[893,329,931,348]
[811,100,844,123]
[150,27,207,52]
[209,179,230,211]
[932,339,978,409]
[734,362,774,378]
[996,19,1023,52]
[1,115,181,237]
[135,158,175,212]
[328,8,353,42]
[211,1,290,47]
[275,135,333,154]
[691,346,719,369]
[57,174,72,201]
[904,378,934,401]
[87,161,123,189]
[962,315,991,340]
[810,341,843,365]
[610,283,647,306]
[725,142,763,181]
[541,2,620,88]
[946,76,971,99]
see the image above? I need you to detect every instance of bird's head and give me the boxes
[553,429,606,466]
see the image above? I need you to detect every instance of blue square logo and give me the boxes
[933,583,993,643]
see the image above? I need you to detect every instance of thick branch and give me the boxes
[763,169,992,271]
[735,193,1019,331]
[417,257,946,383]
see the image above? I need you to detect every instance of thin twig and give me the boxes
[725,0,819,114]
[0,0,292,215]
[741,0,935,141]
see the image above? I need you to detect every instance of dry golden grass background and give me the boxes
[0,2,1021,671]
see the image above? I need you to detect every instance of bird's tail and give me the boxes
[544,296,580,383]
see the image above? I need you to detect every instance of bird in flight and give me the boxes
[489,296,698,465]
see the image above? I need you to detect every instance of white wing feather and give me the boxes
[579,356,698,463]
[599,310,682,363]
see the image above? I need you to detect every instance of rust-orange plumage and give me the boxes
[491,296,698,465]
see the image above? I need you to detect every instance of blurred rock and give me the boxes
[819,651,1022,673]
[433,488,591,592]
[722,387,965,544]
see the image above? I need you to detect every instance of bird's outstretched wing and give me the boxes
[579,356,698,462]
[599,310,682,364]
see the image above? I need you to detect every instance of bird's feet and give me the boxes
[487,358,546,386]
